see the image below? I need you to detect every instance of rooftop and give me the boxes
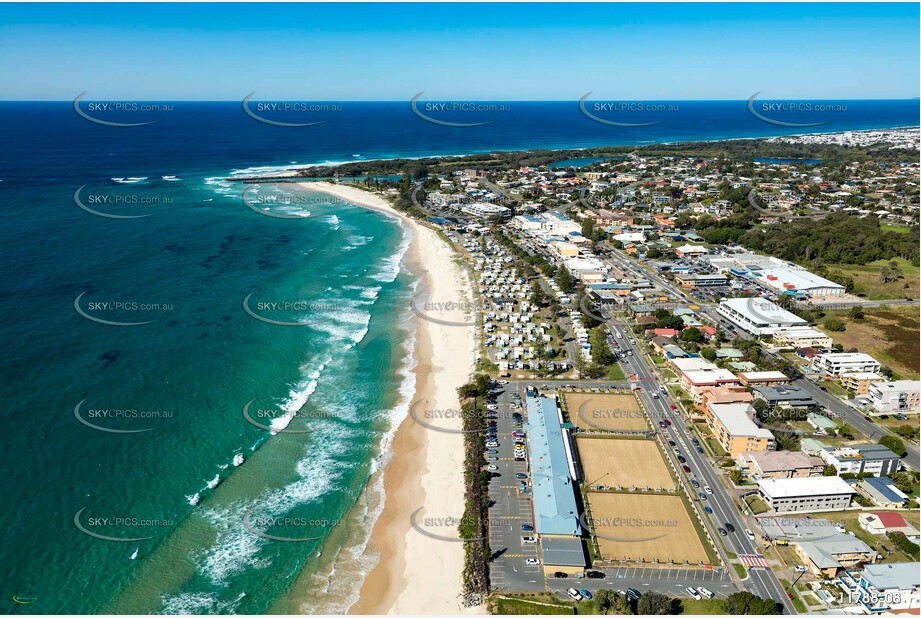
[525,396,582,537]
[859,562,921,591]
[719,297,808,327]
[708,403,774,439]
[759,476,856,499]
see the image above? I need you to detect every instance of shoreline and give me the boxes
[226,125,920,182]
[302,182,482,615]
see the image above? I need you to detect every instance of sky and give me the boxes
[0,2,918,100]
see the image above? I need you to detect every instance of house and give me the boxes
[858,511,920,541]
[737,450,824,480]
[838,563,921,613]
[812,352,882,377]
[855,477,910,508]
[868,380,921,415]
[758,476,856,513]
[706,402,776,457]
[818,444,901,477]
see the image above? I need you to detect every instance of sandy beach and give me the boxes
[302,182,483,615]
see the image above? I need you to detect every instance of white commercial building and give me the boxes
[758,476,856,513]
[717,297,808,336]
[461,202,511,220]
[812,352,881,377]
[868,380,921,415]
[771,326,833,349]
[754,268,845,297]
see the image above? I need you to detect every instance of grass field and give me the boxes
[586,492,709,564]
[827,257,919,300]
[818,306,920,379]
[565,392,648,432]
[490,596,575,615]
[576,437,676,490]
[679,598,727,614]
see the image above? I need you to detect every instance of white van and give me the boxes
[697,587,714,599]
[686,587,702,600]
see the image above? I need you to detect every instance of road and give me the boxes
[607,320,798,614]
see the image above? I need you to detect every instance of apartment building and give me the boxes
[706,402,776,457]
[812,352,881,377]
[869,380,921,415]
[758,476,856,513]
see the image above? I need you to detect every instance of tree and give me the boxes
[729,469,744,484]
[636,591,680,615]
[823,465,838,476]
[700,347,717,361]
[725,591,779,615]
[880,435,907,457]
[555,265,576,294]
[824,319,846,332]
[680,327,704,343]
[849,306,865,320]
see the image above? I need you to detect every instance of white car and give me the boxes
[697,587,714,599]
[745,529,756,541]
[522,536,537,544]
[487,464,498,471]
[793,565,808,573]
[704,486,713,495]
[686,587,702,600]
[525,558,539,566]
[567,588,582,601]
[486,441,498,447]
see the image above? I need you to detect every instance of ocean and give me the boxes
[0,99,916,615]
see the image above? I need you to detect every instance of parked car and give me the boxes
[487,465,498,471]
[626,588,641,601]
[704,486,713,495]
[686,587,702,600]
[520,524,533,532]
[691,480,700,488]
[704,506,713,514]
[682,465,691,473]
[664,419,671,426]
[586,570,605,579]
[567,588,582,601]
[697,587,714,599]
[668,440,676,447]
[516,473,528,479]
[553,571,567,578]
[486,456,498,462]
[579,590,593,601]
[525,558,539,565]
[677,455,686,463]
[725,523,735,533]
[522,536,537,544]
[717,527,727,537]
[794,565,808,573]
[745,529,756,541]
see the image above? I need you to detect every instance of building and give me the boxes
[752,385,817,411]
[838,563,921,613]
[806,412,839,433]
[758,476,856,513]
[717,297,808,336]
[855,477,910,508]
[523,396,587,573]
[461,202,511,220]
[696,385,753,412]
[674,244,709,258]
[706,402,776,457]
[771,326,833,349]
[812,352,882,377]
[674,273,729,288]
[858,512,920,541]
[869,380,921,415]
[817,444,901,477]
[840,372,885,395]
[738,371,791,386]
[737,450,824,480]
[796,536,876,578]
[754,267,846,298]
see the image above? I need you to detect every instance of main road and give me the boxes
[605,318,797,614]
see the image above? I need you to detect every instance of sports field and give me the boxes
[585,492,709,564]
[576,436,675,490]
[564,392,647,432]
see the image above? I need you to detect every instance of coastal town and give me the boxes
[343,127,921,615]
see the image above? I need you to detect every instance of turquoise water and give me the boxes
[2,177,417,614]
